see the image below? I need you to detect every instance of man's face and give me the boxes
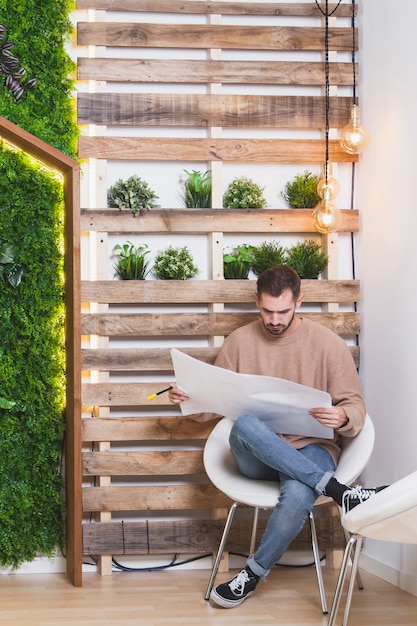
[256,288,303,337]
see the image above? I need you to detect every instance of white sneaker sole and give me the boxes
[210,588,254,608]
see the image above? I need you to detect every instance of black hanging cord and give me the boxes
[314,0,343,182]
[349,0,357,284]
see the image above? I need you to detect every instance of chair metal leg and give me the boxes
[327,535,357,626]
[343,527,364,590]
[342,536,363,626]
[204,501,239,600]
[249,506,259,555]
[309,510,328,614]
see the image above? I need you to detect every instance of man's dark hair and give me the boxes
[256,265,301,301]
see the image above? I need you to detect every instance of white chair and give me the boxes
[203,414,375,613]
[328,470,417,626]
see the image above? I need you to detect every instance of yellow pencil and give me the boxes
[147,386,173,401]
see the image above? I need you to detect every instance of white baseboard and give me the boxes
[360,553,417,598]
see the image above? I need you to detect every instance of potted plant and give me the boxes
[153,245,199,280]
[251,240,286,275]
[180,169,212,208]
[113,241,152,279]
[108,175,160,216]
[282,170,320,208]
[223,244,255,279]
[285,239,329,279]
[223,176,268,209]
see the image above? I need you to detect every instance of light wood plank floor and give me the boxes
[0,565,416,625]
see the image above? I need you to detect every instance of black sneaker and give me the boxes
[210,568,258,608]
[342,485,389,514]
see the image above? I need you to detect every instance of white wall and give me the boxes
[357,0,417,596]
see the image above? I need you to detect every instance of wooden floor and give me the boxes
[0,564,416,625]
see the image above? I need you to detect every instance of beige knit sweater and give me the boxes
[195,317,366,465]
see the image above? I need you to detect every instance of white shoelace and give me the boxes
[342,486,375,514]
[228,570,251,596]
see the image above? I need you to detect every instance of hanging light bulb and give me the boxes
[339,104,370,154]
[317,162,340,201]
[312,187,341,234]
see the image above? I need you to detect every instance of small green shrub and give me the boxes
[223,176,267,209]
[113,242,152,280]
[223,244,255,279]
[251,240,286,275]
[108,175,160,216]
[180,169,212,208]
[282,171,320,208]
[153,246,199,280]
[285,239,329,279]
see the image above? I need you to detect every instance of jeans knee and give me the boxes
[230,414,256,445]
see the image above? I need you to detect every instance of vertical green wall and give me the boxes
[0,0,78,567]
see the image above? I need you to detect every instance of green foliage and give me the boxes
[153,246,199,280]
[108,175,160,216]
[285,239,329,279]
[0,23,38,101]
[223,244,255,279]
[0,1,78,158]
[0,142,65,568]
[0,239,23,286]
[251,240,286,276]
[113,241,152,280]
[180,169,212,208]
[282,171,321,208]
[223,176,268,209]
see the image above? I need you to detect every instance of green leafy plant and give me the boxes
[0,240,23,287]
[285,239,329,279]
[0,4,78,158]
[180,169,212,208]
[0,24,38,101]
[251,240,287,276]
[282,171,321,208]
[223,244,255,279]
[113,241,152,280]
[153,245,199,280]
[108,175,160,216]
[223,176,268,209]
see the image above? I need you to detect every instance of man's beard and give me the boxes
[264,311,295,336]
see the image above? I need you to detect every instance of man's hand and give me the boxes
[168,383,189,405]
[309,406,348,429]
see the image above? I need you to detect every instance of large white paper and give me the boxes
[171,348,333,439]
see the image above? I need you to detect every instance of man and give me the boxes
[169,265,385,609]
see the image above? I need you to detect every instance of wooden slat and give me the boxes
[78,137,358,163]
[77,58,357,86]
[77,23,357,52]
[82,416,216,442]
[80,208,360,234]
[75,1,357,18]
[82,417,214,442]
[82,345,360,371]
[82,514,345,556]
[81,279,360,304]
[82,347,219,370]
[83,450,204,476]
[82,483,229,512]
[81,311,359,338]
[77,94,353,129]
[81,311,259,336]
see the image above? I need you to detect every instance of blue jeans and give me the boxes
[229,414,336,580]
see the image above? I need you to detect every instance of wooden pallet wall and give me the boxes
[71,0,360,585]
